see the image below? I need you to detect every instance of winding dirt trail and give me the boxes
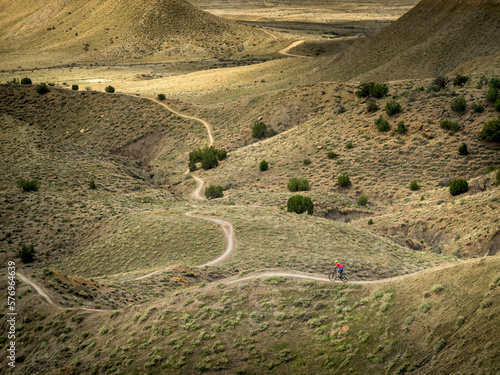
[278,40,308,57]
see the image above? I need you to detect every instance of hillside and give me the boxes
[0,0,276,68]
[318,0,500,81]
[5,256,499,374]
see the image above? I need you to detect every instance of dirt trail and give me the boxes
[191,175,206,200]
[278,40,308,57]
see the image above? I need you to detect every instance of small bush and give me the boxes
[366,100,379,112]
[451,96,467,113]
[17,178,40,192]
[89,180,96,189]
[385,100,402,116]
[418,302,431,313]
[105,86,115,93]
[215,149,227,161]
[473,104,484,113]
[345,141,353,149]
[458,143,469,156]
[327,151,337,159]
[303,158,311,166]
[456,316,466,327]
[486,86,499,103]
[188,146,226,170]
[268,127,277,137]
[337,174,350,187]
[453,75,469,87]
[449,179,468,196]
[479,117,500,142]
[287,177,309,192]
[157,93,166,100]
[252,121,267,138]
[374,116,390,131]
[287,195,314,215]
[21,77,32,84]
[368,219,374,225]
[355,82,373,98]
[259,160,269,171]
[36,83,50,94]
[205,185,223,199]
[433,75,450,90]
[410,180,419,191]
[495,98,500,112]
[355,82,388,98]
[71,84,79,90]
[18,244,35,263]
[357,195,368,206]
[396,121,407,134]
[440,119,460,132]
[433,338,446,353]
[431,284,444,293]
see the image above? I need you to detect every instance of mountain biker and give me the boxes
[334,260,344,278]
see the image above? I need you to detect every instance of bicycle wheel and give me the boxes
[341,273,348,283]
[328,271,337,282]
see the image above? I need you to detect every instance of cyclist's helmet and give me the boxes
[334,260,339,264]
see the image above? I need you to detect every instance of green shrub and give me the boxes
[368,219,374,225]
[215,149,227,161]
[287,177,309,192]
[453,75,469,87]
[410,180,419,191]
[252,121,267,138]
[449,179,468,196]
[18,244,35,263]
[303,158,311,166]
[418,302,431,313]
[432,75,450,90]
[486,86,499,103]
[188,146,226,170]
[355,82,388,98]
[71,84,79,90]
[357,195,368,206]
[374,116,390,131]
[287,195,314,215]
[433,338,446,353]
[35,83,50,94]
[17,178,40,192]
[473,104,484,113]
[366,100,379,112]
[21,77,32,84]
[458,143,469,156]
[479,117,500,142]
[268,127,277,137]
[201,150,218,170]
[327,151,337,159]
[259,160,269,171]
[157,93,166,100]
[396,121,407,134]
[205,185,223,199]
[385,100,401,116]
[495,98,500,112]
[450,96,467,113]
[337,174,350,187]
[345,141,353,149]
[431,284,444,293]
[105,86,115,93]
[89,180,96,189]
[440,119,460,131]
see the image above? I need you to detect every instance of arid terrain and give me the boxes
[0,0,499,374]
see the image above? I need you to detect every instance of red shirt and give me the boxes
[336,262,343,269]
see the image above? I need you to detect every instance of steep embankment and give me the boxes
[319,0,500,81]
[0,0,275,67]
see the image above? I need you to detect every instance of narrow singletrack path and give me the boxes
[278,40,308,58]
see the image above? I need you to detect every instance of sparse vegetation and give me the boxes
[357,195,368,206]
[337,174,350,187]
[368,219,374,225]
[396,121,407,134]
[450,96,467,113]
[355,82,388,98]
[303,158,311,166]
[375,116,390,131]
[327,151,337,159]
[418,302,431,313]
[449,178,468,196]
[104,85,115,93]
[21,77,32,84]
[479,117,500,142]
[287,177,309,192]
[410,180,419,191]
[453,75,469,87]
[71,84,79,90]
[259,160,269,171]
[287,195,314,215]
[385,100,402,116]
[205,185,223,199]
[157,93,166,100]
[89,180,96,189]
[473,104,484,113]
[366,99,379,112]
[432,75,450,90]
[345,141,353,149]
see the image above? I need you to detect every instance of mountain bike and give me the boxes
[328,269,348,283]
